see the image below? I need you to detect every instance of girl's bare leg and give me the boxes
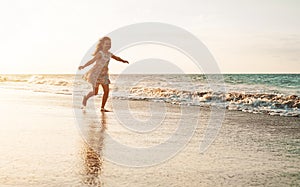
[82,85,99,106]
[100,84,109,110]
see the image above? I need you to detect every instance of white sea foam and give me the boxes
[127,87,300,117]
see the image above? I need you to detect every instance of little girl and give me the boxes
[78,36,129,112]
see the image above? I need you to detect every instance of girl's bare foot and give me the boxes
[101,108,111,112]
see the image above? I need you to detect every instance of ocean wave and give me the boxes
[27,75,71,86]
[127,87,300,117]
[0,75,27,82]
[0,75,72,86]
[0,75,7,82]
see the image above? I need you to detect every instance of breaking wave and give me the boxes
[124,87,300,117]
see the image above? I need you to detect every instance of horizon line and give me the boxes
[1,72,300,75]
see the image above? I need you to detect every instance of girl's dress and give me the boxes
[83,50,112,86]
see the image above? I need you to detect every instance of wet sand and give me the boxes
[0,88,299,186]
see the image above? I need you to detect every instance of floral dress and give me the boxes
[83,50,112,86]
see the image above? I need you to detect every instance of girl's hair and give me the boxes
[92,36,111,56]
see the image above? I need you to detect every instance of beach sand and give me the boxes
[0,88,299,186]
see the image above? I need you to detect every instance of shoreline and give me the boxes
[1,85,300,118]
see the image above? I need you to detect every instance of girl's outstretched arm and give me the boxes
[111,54,129,64]
[78,53,102,70]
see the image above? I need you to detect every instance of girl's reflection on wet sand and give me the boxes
[81,112,107,187]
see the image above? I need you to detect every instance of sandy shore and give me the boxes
[0,88,299,186]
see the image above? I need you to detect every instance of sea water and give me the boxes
[0,74,299,117]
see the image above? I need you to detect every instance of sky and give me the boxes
[0,0,299,74]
